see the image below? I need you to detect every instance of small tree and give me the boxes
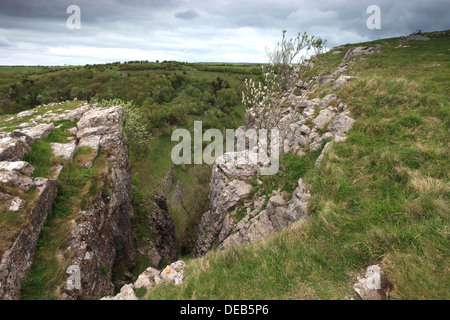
[96,98,152,154]
[242,30,326,171]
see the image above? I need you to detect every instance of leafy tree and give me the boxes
[96,98,152,154]
[242,30,327,170]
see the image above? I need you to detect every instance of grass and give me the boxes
[21,148,108,300]
[0,119,77,260]
[21,119,76,178]
[145,31,449,300]
[0,100,84,130]
[0,183,39,257]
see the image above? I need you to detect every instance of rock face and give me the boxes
[62,106,136,300]
[220,179,310,250]
[193,154,259,257]
[193,44,368,257]
[0,178,58,300]
[193,147,312,256]
[143,194,177,268]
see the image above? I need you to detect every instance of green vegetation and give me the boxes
[5,30,448,300]
[145,31,449,300]
[21,148,108,300]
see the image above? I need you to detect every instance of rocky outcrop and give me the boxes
[0,131,33,161]
[0,178,58,300]
[194,45,368,257]
[319,45,379,87]
[18,123,54,141]
[219,179,310,250]
[101,260,186,300]
[341,45,380,64]
[400,31,430,42]
[193,153,260,256]
[0,101,107,300]
[62,106,136,300]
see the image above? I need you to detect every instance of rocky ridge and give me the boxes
[193,45,380,257]
[0,100,136,300]
[62,106,136,300]
[101,260,186,300]
[0,101,90,299]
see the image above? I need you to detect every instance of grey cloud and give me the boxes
[0,0,448,65]
[175,9,199,20]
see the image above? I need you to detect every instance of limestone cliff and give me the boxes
[0,178,57,300]
[0,102,91,299]
[193,46,379,256]
[0,102,136,300]
[63,106,136,300]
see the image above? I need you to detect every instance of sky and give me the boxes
[0,0,449,65]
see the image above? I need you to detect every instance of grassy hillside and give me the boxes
[144,31,449,300]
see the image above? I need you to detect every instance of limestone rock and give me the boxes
[284,179,310,222]
[341,45,380,64]
[146,194,177,268]
[319,94,337,109]
[400,32,430,41]
[327,111,355,134]
[0,131,33,161]
[16,110,35,119]
[67,127,78,135]
[333,75,354,90]
[193,152,259,257]
[160,260,185,285]
[8,197,26,212]
[0,161,34,176]
[63,106,136,300]
[18,123,54,141]
[219,181,310,250]
[0,170,34,191]
[313,108,336,130]
[134,267,160,289]
[0,179,58,300]
[51,142,77,160]
[314,142,331,167]
[101,284,138,300]
[354,265,385,300]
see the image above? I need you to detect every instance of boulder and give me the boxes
[134,267,160,289]
[319,94,337,109]
[354,265,385,300]
[0,132,33,162]
[18,123,54,141]
[327,111,355,134]
[313,108,336,130]
[0,161,34,176]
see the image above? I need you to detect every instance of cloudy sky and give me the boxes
[0,0,449,65]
